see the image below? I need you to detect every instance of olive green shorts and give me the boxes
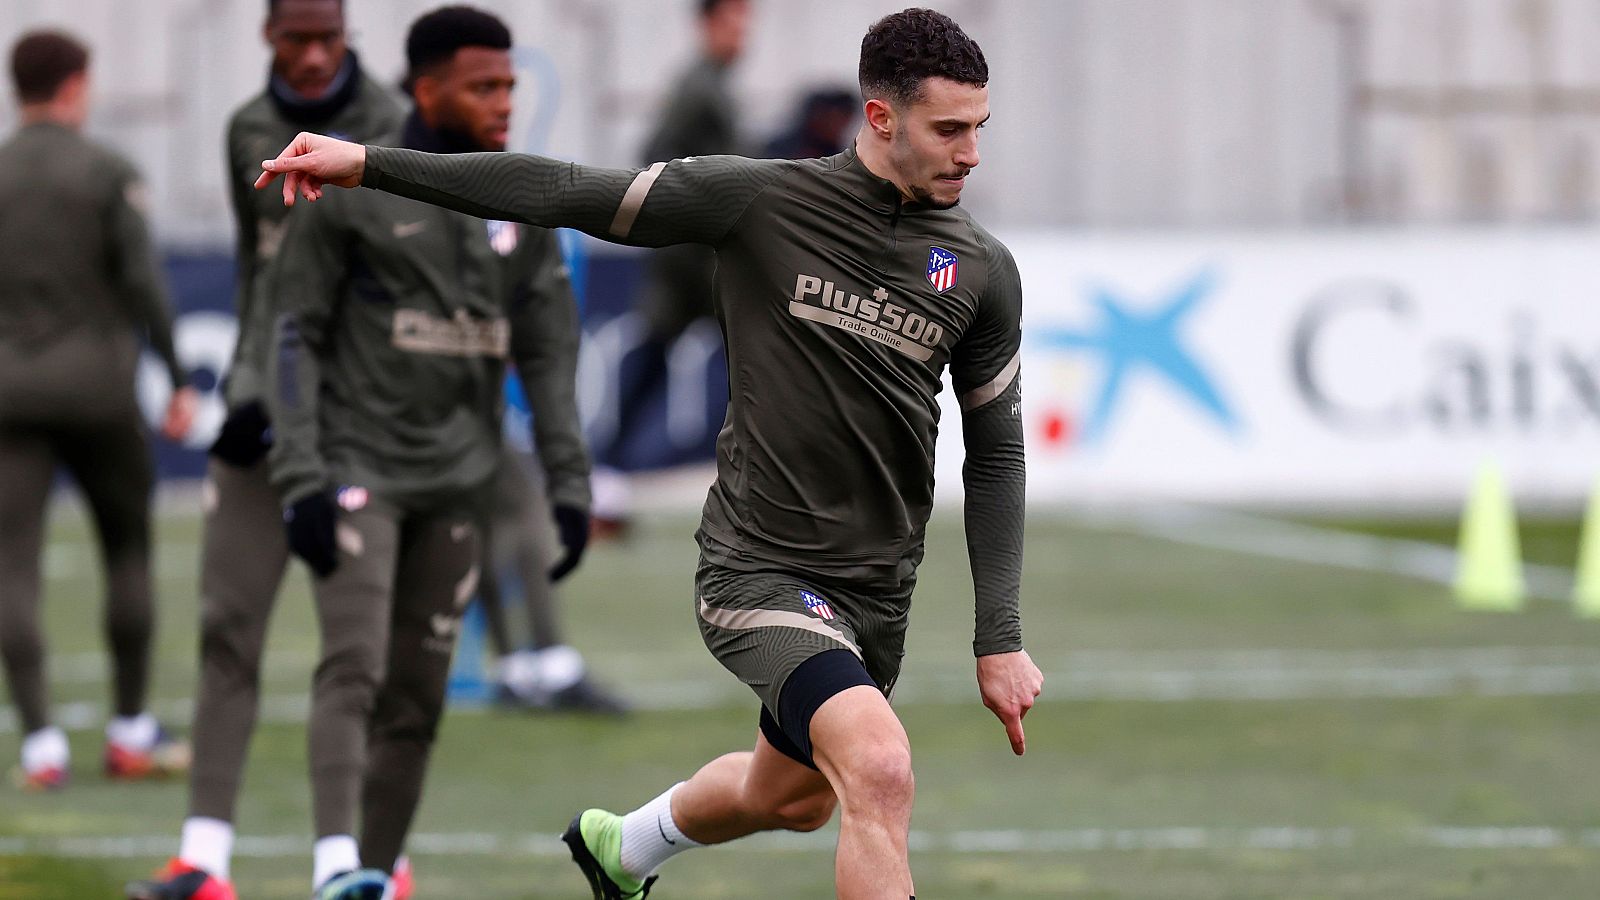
[694,554,914,717]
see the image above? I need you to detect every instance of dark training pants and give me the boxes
[0,417,155,735]
[476,449,562,656]
[185,457,290,823]
[307,496,480,874]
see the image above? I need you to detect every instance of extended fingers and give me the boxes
[1004,710,1026,755]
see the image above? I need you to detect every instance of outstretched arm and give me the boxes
[952,240,1042,755]
[257,132,791,248]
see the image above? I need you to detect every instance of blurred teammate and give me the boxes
[591,0,752,534]
[257,8,1042,899]
[765,88,857,160]
[126,2,401,896]
[0,30,197,792]
[263,8,590,898]
[478,441,626,714]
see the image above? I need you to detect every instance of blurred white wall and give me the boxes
[2,0,1598,244]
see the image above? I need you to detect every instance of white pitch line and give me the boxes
[3,826,1598,860]
[9,646,1600,734]
[1081,504,1576,601]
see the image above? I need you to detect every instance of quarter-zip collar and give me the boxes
[827,146,942,216]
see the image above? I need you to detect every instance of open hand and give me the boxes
[254,131,366,206]
[977,649,1044,755]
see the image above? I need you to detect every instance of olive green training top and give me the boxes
[0,122,184,424]
[358,145,1025,656]
[264,137,590,518]
[222,67,403,409]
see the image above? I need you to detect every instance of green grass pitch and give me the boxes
[1,497,1597,898]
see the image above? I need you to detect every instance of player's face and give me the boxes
[704,0,752,65]
[423,47,515,151]
[265,0,346,100]
[890,77,987,209]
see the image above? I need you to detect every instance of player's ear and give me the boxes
[864,97,895,140]
[412,73,440,114]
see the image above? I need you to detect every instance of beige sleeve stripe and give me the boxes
[961,351,1021,412]
[608,161,668,238]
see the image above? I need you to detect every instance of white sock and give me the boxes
[20,726,69,773]
[179,817,234,880]
[619,783,701,879]
[534,645,586,693]
[312,834,360,889]
[105,712,158,750]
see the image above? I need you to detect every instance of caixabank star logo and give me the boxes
[1031,269,1241,450]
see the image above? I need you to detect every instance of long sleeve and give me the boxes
[362,147,792,249]
[105,162,186,389]
[950,238,1026,657]
[510,228,591,511]
[263,198,345,507]
[223,118,265,405]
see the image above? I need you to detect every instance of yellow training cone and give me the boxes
[1573,476,1600,618]
[1453,462,1525,612]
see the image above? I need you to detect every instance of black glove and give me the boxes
[210,401,272,468]
[548,504,590,582]
[284,489,339,578]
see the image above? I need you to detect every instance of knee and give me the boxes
[836,743,914,812]
[199,602,262,666]
[104,596,153,643]
[314,647,383,702]
[370,685,446,745]
[768,792,837,832]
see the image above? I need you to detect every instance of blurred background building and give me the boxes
[1,0,1593,510]
[6,0,1600,238]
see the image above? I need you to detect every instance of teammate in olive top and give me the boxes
[257,10,1041,900]
[0,29,197,793]
[127,3,403,897]
[634,0,750,340]
[264,8,591,899]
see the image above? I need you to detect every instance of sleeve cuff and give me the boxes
[360,145,383,189]
[974,638,1024,657]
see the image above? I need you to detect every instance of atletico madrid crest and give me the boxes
[800,590,835,620]
[926,246,958,293]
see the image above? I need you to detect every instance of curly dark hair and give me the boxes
[858,8,987,107]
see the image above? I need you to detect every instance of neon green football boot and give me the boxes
[562,809,658,899]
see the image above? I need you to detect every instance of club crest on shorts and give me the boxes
[800,590,835,620]
[926,246,958,293]
[336,485,369,512]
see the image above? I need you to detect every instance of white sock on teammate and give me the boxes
[105,712,158,750]
[178,816,234,879]
[312,834,360,888]
[20,726,68,773]
[619,783,702,878]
